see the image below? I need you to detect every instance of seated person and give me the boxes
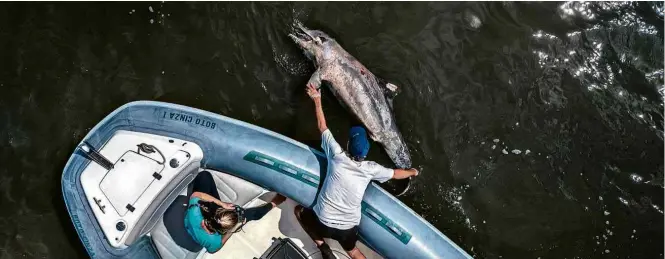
[185,171,286,253]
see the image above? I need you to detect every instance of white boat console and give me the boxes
[79,130,203,248]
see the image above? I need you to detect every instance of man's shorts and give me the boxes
[299,207,359,251]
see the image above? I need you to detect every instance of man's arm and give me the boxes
[306,84,328,133]
[392,168,419,179]
[306,83,345,157]
[190,192,235,210]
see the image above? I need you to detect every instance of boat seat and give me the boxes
[207,170,267,207]
[151,195,203,259]
[151,170,266,259]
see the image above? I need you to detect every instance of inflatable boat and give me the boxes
[61,101,472,259]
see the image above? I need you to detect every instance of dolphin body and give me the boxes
[290,23,412,169]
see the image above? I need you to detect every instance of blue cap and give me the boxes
[349,126,370,160]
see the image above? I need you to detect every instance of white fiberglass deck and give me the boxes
[206,196,382,259]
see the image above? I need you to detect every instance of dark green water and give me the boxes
[0,2,663,258]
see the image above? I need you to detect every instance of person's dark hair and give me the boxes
[198,200,239,235]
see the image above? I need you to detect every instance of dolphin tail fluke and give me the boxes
[393,177,412,197]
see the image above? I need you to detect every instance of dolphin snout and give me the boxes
[295,22,310,33]
[288,33,300,42]
[289,25,314,51]
[289,32,311,50]
[291,22,313,42]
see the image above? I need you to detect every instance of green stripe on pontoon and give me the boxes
[243,151,320,187]
[362,201,412,244]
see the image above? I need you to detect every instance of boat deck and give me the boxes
[208,195,382,259]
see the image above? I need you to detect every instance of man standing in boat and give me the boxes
[295,84,419,259]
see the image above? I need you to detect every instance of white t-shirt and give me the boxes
[312,130,394,230]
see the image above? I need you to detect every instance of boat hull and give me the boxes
[61,101,471,259]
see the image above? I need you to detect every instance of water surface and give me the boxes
[0,2,662,258]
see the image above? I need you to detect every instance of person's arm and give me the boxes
[190,191,235,210]
[221,231,234,246]
[306,83,327,133]
[307,84,344,157]
[392,168,419,179]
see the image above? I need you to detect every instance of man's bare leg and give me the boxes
[269,194,286,208]
[346,247,367,259]
[293,205,325,246]
[294,205,336,259]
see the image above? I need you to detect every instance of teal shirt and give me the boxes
[184,197,223,253]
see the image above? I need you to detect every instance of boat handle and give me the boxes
[80,142,114,170]
[366,209,383,221]
[366,208,404,236]
[388,224,403,236]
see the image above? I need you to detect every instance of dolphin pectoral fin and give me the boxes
[384,82,399,99]
[384,82,399,111]
[376,77,399,98]
[386,83,399,93]
[307,70,323,90]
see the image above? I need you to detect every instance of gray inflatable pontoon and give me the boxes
[61,101,471,259]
